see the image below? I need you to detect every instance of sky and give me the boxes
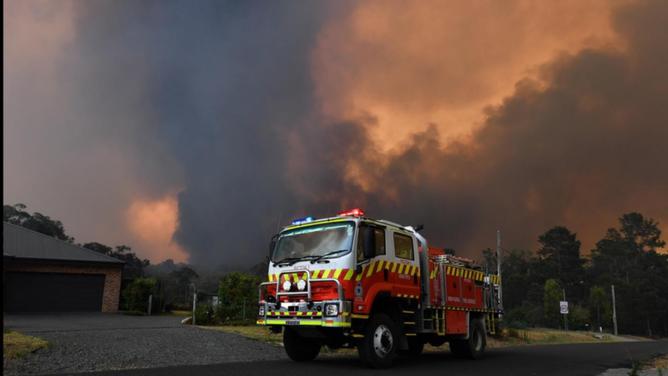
[4,0,667,267]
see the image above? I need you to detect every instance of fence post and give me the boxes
[147,294,153,316]
[192,292,197,326]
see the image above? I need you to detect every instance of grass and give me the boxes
[641,353,668,372]
[488,327,621,347]
[166,310,192,317]
[3,331,49,361]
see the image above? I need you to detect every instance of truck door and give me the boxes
[354,223,389,311]
[390,231,420,299]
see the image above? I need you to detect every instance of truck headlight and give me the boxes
[258,306,265,316]
[325,303,339,317]
[297,279,306,291]
[282,280,292,291]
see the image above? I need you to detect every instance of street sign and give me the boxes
[560,301,569,314]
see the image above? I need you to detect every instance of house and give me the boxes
[3,222,124,312]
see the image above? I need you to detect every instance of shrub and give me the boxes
[568,304,591,330]
[122,277,158,314]
[194,303,215,325]
[217,272,261,323]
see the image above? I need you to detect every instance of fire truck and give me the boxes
[257,208,502,368]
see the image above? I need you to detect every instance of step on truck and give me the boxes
[257,208,503,368]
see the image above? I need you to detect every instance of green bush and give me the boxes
[122,277,158,314]
[217,272,261,323]
[194,304,215,325]
[568,304,591,330]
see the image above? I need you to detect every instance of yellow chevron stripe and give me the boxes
[333,268,342,279]
[321,269,331,279]
[375,260,384,273]
[391,262,398,273]
[366,262,375,277]
[398,264,405,274]
[344,269,354,280]
[312,270,320,279]
[385,261,391,270]
[356,265,366,281]
[292,273,299,282]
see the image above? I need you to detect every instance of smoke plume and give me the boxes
[4,0,666,266]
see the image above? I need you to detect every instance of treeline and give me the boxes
[5,204,666,333]
[486,212,667,337]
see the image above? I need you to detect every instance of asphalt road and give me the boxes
[74,340,668,376]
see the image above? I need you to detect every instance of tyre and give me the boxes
[283,327,321,362]
[399,336,424,357]
[449,318,486,359]
[358,313,399,368]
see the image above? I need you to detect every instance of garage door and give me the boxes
[4,272,105,312]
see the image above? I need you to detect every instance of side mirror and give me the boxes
[269,234,278,259]
[362,227,376,259]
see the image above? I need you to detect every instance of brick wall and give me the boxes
[4,260,123,312]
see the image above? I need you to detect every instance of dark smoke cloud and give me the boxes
[64,0,358,266]
[360,0,668,254]
[5,0,666,266]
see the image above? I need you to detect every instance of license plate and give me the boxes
[286,320,300,326]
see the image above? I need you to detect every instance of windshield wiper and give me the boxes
[310,249,349,263]
[273,257,304,267]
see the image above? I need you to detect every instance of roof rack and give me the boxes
[431,254,480,269]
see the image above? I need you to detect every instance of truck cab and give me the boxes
[257,209,502,368]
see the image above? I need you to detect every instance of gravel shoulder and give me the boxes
[3,314,283,375]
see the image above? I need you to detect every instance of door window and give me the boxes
[356,225,386,262]
[393,233,414,260]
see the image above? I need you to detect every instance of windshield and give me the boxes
[272,222,354,262]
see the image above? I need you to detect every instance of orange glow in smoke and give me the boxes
[312,0,622,151]
[126,194,188,263]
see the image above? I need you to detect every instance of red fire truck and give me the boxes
[257,209,502,368]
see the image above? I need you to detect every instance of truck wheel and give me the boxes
[449,319,486,359]
[283,328,320,362]
[399,336,424,357]
[358,313,399,368]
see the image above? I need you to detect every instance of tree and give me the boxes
[83,243,149,280]
[4,203,73,242]
[110,245,150,280]
[618,212,665,252]
[83,242,113,255]
[537,226,584,301]
[588,286,609,331]
[543,279,562,329]
[169,266,199,307]
[217,272,261,321]
[590,212,668,336]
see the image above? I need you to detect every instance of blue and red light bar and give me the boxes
[337,208,365,217]
[291,216,315,225]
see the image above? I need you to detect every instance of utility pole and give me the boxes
[496,230,503,311]
[611,284,618,335]
[192,283,197,326]
[147,294,153,316]
[562,288,569,331]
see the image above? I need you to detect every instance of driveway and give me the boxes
[3,313,284,375]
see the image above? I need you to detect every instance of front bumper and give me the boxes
[256,300,352,328]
